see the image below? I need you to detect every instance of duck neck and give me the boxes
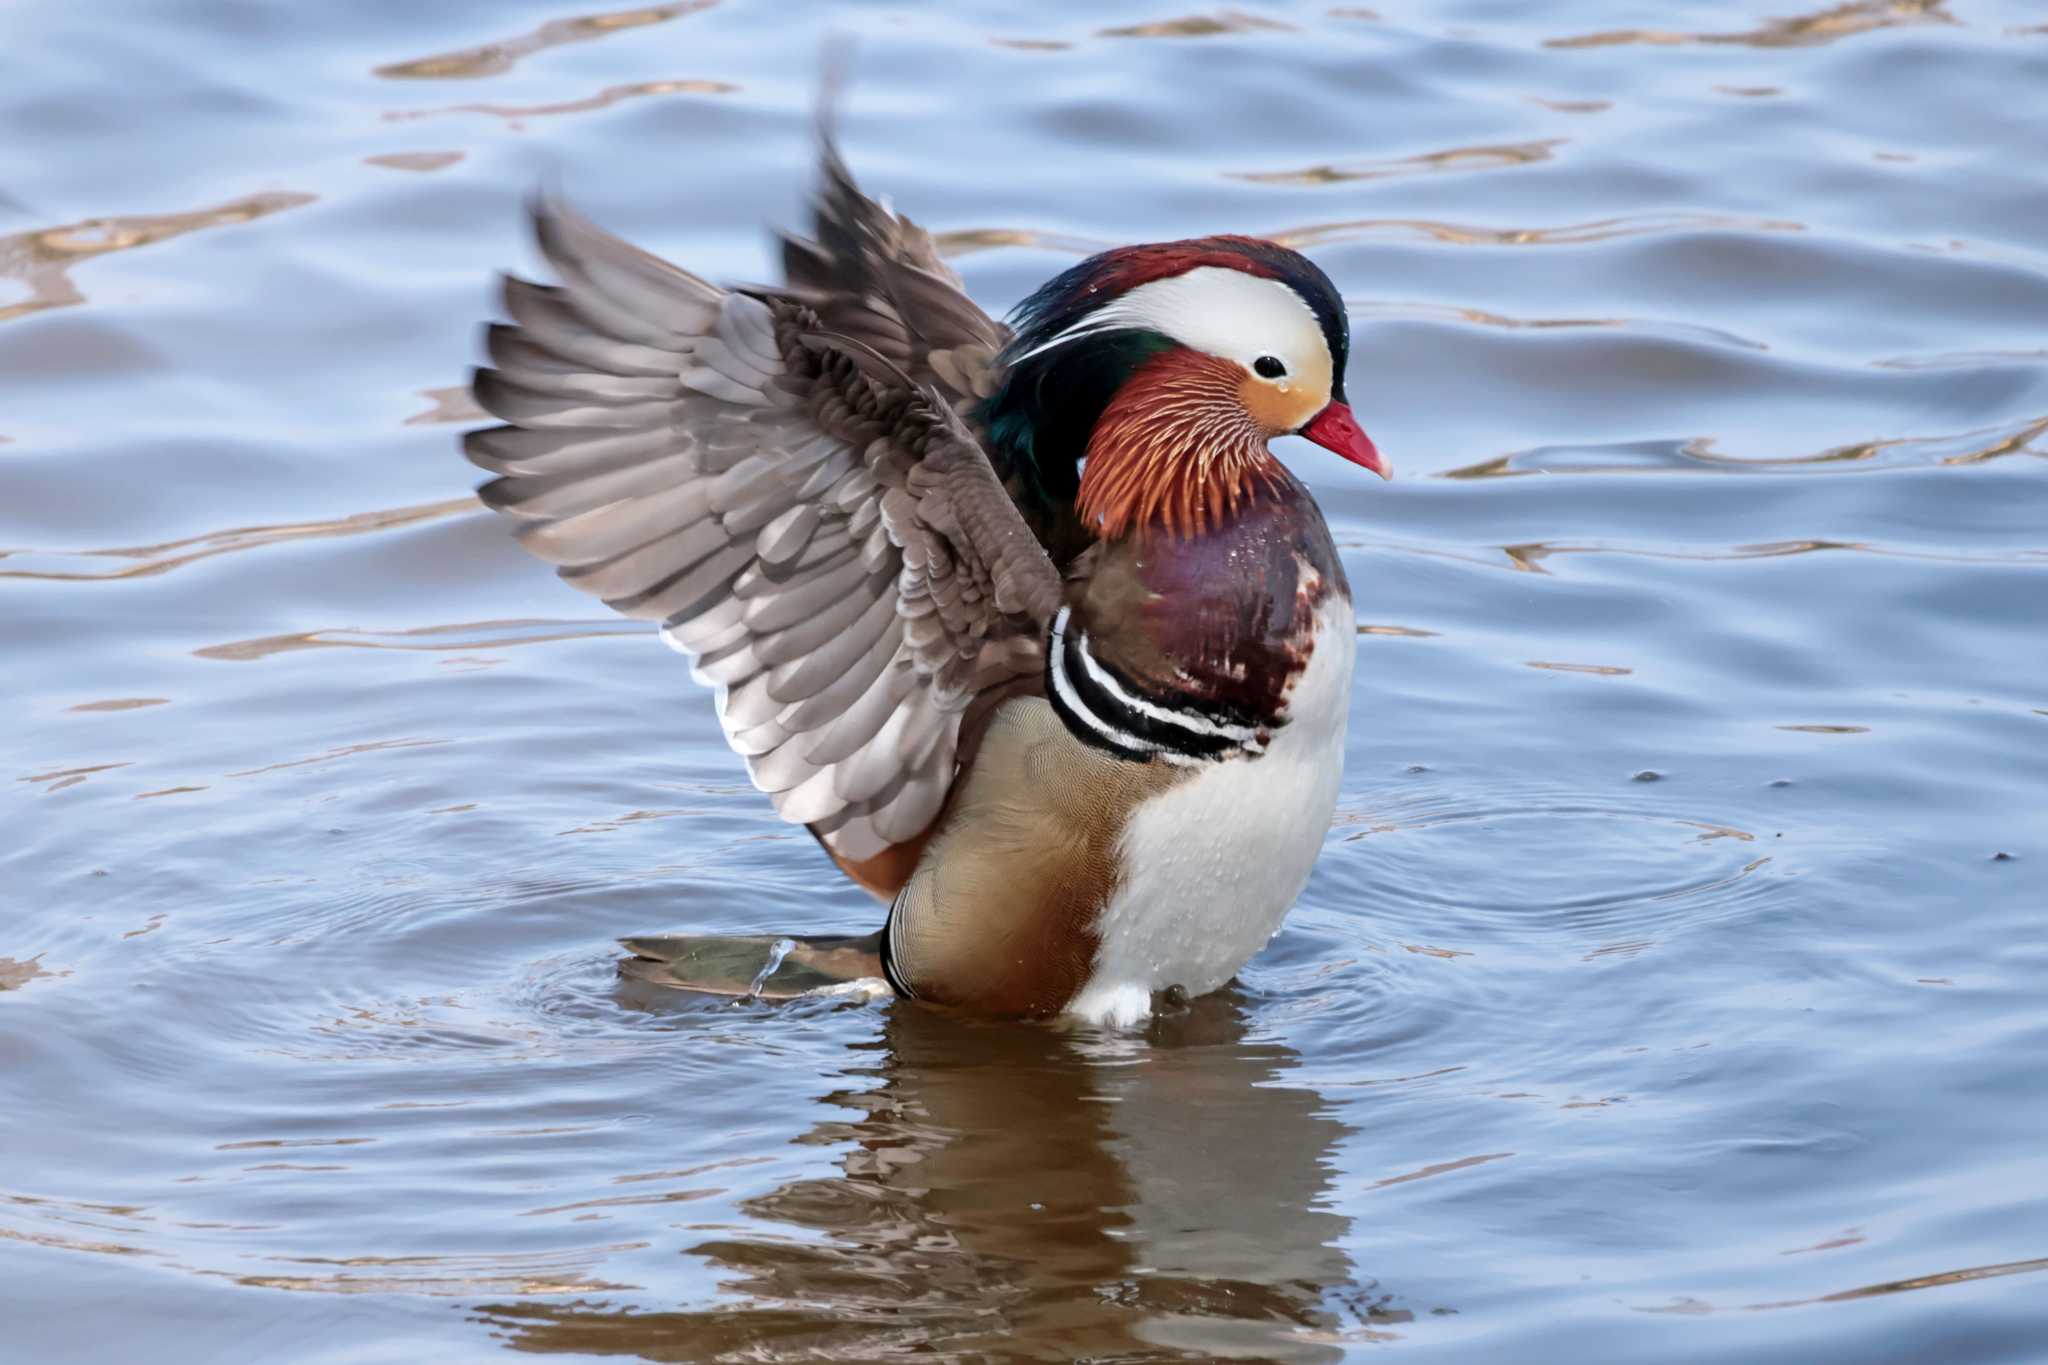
[1077,349,1282,542]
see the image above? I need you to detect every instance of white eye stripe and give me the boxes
[1015,267,1330,380]
[1012,317,1122,365]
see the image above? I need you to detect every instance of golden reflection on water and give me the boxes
[1547,0,1954,50]
[0,1192,153,1258]
[1368,1152,1511,1188]
[1681,418,2048,470]
[1354,300,1617,331]
[387,78,737,126]
[225,738,447,780]
[0,193,313,326]
[987,36,1074,52]
[1348,299,1771,352]
[372,2,715,80]
[1334,532,2045,591]
[0,956,61,992]
[1645,1254,2048,1315]
[557,807,713,836]
[0,497,474,583]
[194,618,642,663]
[1437,416,2048,481]
[1097,11,1295,39]
[67,697,169,713]
[1235,138,1564,187]
[934,214,1812,263]
[363,150,465,173]
[1485,537,2048,577]
[19,761,131,793]
[480,999,1385,1359]
[234,1273,630,1295]
[929,213,1814,268]
[1526,660,1633,676]
[1938,416,2048,466]
[1271,211,1805,251]
[931,225,1112,259]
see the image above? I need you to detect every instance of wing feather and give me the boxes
[518,483,712,566]
[464,167,1056,896]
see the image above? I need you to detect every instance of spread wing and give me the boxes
[465,182,1060,876]
[769,137,1006,414]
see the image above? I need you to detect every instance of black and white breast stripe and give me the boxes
[880,886,916,1000]
[1045,606,1268,765]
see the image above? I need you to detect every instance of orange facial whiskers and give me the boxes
[1077,350,1282,542]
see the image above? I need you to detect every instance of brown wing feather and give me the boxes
[465,183,1058,887]
[770,134,1006,414]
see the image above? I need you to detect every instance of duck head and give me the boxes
[982,236,1385,542]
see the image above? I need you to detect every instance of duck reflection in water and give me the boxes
[477,991,1416,1360]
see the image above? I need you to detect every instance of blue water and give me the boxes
[4,1,2046,1360]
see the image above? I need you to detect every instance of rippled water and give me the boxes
[6,1,2047,1359]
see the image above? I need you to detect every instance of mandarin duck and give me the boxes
[465,137,1386,1027]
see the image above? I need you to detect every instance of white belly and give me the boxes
[1066,595,1356,1027]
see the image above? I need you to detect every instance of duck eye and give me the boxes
[1253,355,1287,380]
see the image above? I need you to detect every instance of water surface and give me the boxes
[4,1,2046,1360]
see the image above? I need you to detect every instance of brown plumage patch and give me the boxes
[1077,350,1285,541]
[887,697,1186,1016]
[818,829,935,902]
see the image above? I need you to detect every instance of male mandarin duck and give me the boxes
[465,137,1387,1027]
